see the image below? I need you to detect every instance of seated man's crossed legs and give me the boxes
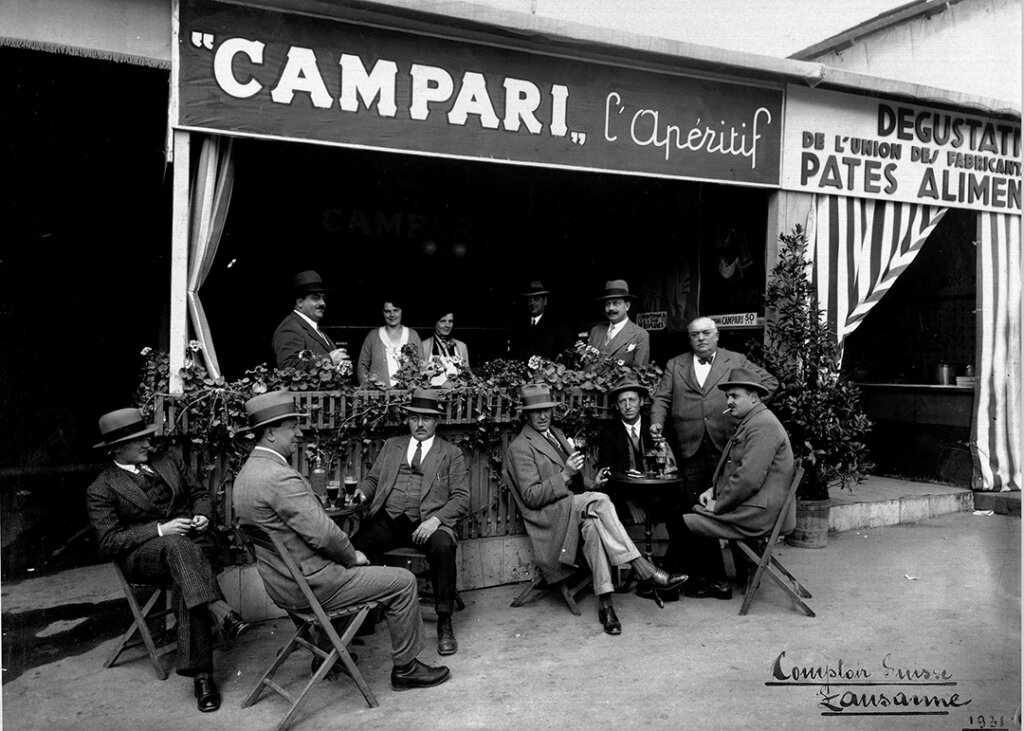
[352,512,459,656]
[571,492,688,635]
[123,534,251,712]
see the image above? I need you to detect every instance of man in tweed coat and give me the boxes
[353,389,469,656]
[86,408,250,713]
[233,391,450,691]
[669,368,795,600]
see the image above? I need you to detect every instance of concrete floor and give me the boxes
[2,511,1020,731]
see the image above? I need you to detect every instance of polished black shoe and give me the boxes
[194,677,221,713]
[222,611,252,642]
[598,605,622,635]
[437,616,458,656]
[645,569,689,591]
[390,659,451,690]
[684,580,733,600]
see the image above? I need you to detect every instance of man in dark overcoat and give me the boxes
[353,389,470,656]
[510,280,571,361]
[669,368,795,600]
[503,384,686,635]
[86,408,250,712]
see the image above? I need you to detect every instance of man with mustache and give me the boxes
[353,389,469,656]
[271,270,350,369]
[586,280,649,366]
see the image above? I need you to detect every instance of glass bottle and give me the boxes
[310,455,328,504]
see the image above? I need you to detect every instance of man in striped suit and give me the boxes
[86,408,250,713]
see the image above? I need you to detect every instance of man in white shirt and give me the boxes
[650,317,778,513]
[586,280,650,366]
[271,270,350,369]
[353,389,469,656]
[511,280,569,360]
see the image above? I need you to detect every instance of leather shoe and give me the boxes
[194,677,221,713]
[437,616,458,656]
[390,659,451,690]
[644,568,689,591]
[222,611,252,642]
[598,605,621,635]
[684,580,733,600]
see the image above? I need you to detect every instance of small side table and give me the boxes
[324,501,366,536]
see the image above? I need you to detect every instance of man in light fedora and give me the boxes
[233,391,450,690]
[510,280,570,361]
[86,408,251,713]
[352,389,469,656]
[271,270,351,370]
[586,279,650,366]
[503,384,687,635]
[668,368,794,601]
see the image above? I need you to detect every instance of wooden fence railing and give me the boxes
[162,389,614,562]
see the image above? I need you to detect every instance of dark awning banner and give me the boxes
[175,0,782,186]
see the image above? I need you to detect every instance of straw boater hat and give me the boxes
[606,378,646,401]
[519,383,559,411]
[401,389,445,416]
[93,408,158,449]
[292,270,330,297]
[520,280,551,297]
[717,368,770,397]
[243,391,307,431]
[596,279,637,301]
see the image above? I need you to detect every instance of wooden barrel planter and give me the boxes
[787,499,830,548]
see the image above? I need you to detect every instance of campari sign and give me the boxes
[781,85,1021,214]
[175,0,782,187]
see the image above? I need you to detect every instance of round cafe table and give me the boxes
[324,500,366,536]
[604,471,683,608]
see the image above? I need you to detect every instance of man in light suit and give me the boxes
[586,279,650,367]
[650,316,778,512]
[353,389,470,656]
[271,270,351,369]
[503,384,686,636]
[233,391,450,690]
[86,408,251,713]
[669,369,795,600]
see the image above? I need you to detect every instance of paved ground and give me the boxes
[2,511,1020,731]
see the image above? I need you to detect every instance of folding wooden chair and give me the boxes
[104,562,177,680]
[510,570,591,616]
[237,524,379,731]
[380,546,466,615]
[730,466,815,617]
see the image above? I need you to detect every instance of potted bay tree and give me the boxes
[751,224,873,547]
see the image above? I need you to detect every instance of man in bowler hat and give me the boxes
[233,391,450,690]
[86,408,251,712]
[352,389,470,656]
[668,368,795,600]
[586,280,650,366]
[271,270,351,369]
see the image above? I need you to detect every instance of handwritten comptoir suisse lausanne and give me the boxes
[208,39,772,170]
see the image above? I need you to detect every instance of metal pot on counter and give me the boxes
[934,363,955,385]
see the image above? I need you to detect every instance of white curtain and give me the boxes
[187,136,234,379]
[807,193,947,362]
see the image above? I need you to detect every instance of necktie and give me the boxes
[411,440,422,471]
[543,431,568,461]
[317,329,332,349]
[629,425,640,452]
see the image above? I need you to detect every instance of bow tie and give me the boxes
[697,357,712,366]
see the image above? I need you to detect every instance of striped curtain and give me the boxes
[807,194,947,355]
[974,213,1022,491]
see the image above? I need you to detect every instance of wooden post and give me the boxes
[169,129,191,395]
